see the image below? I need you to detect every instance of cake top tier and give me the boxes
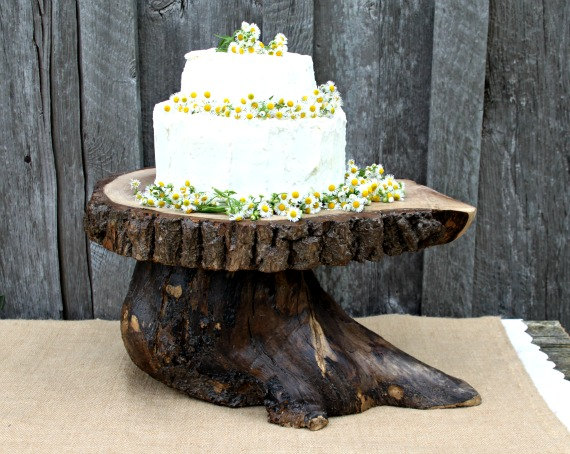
[180,22,317,100]
[181,49,317,101]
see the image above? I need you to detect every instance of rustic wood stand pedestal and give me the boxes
[85,169,481,430]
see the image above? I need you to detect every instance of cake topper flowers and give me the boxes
[216,21,288,56]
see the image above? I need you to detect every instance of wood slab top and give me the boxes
[85,168,476,272]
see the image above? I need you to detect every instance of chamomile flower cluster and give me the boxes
[216,22,288,56]
[161,82,341,120]
[131,161,405,223]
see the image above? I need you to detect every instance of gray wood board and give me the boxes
[525,321,570,380]
[422,0,489,317]
[51,0,93,319]
[0,0,63,318]
[138,0,263,167]
[314,0,434,316]
[474,0,570,330]
[77,0,143,318]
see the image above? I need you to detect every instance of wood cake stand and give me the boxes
[84,168,481,430]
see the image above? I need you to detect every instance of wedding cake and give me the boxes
[132,22,404,222]
[153,26,346,197]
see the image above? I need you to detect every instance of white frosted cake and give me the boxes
[153,28,346,196]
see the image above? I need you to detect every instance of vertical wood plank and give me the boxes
[0,0,63,318]
[474,0,570,330]
[422,0,489,317]
[314,0,434,316]
[51,0,93,319]
[262,0,313,55]
[138,0,263,167]
[78,0,143,319]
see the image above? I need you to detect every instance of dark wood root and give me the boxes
[121,262,481,430]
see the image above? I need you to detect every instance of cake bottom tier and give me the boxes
[153,106,346,196]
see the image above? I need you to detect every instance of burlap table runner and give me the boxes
[1,316,568,453]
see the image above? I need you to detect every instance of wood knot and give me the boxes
[130,314,140,332]
[388,384,404,400]
[165,284,182,298]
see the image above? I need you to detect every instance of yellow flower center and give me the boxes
[287,100,294,107]
[351,178,358,186]
[302,95,308,101]
[172,194,179,200]
[328,202,335,209]
[262,205,269,212]
[215,106,222,113]
[313,89,319,95]
[190,92,197,98]
[328,184,335,191]
[173,96,179,103]
[305,197,312,204]
[147,199,155,206]
[183,106,189,113]
[204,104,211,112]
[251,102,258,108]
[158,200,166,207]
[235,106,242,113]
[352,200,360,208]
[329,85,335,92]
[164,105,171,112]
[204,91,211,98]
[290,210,297,217]
[278,203,286,211]
[309,105,316,112]
[362,190,368,197]
[181,97,187,102]
[292,191,299,198]
[239,48,245,54]
[237,33,244,41]
[241,98,246,104]
[267,102,275,110]
[158,181,165,187]
[248,46,255,53]
[246,113,253,120]
[280,193,287,200]
[231,46,237,53]
[276,50,283,56]
[248,93,254,100]
[276,111,283,119]
[183,200,190,206]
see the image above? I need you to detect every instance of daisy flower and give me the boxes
[302,194,315,208]
[241,21,250,32]
[229,210,246,221]
[248,23,261,39]
[310,201,322,214]
[258,200,273,218]
[289,190,302,204]
[274,201,289,216]
[130,179,141,191]
[228,41,239,54]
[275,33,287,44]
[286,207,301,222]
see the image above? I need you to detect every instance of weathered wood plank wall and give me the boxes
[0,0,568,329]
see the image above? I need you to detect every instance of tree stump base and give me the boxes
[121,262,481,430]
[85,168,482,430]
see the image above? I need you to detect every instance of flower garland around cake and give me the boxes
[162,82,341,120]
[215,21,287,56]
[130,161,405,223]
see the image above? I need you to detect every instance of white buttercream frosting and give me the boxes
[154,49,346,196]
[181,49,317,102]
[154,105,346,195]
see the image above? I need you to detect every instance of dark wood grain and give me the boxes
[0,0,63,318]
[138,0,263,167]
[474,0,570,330]
[314,1,434,317]
[77,0,143,318]
[121,262,480,430]
[422,0,489,317]
[51,0,93,319]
